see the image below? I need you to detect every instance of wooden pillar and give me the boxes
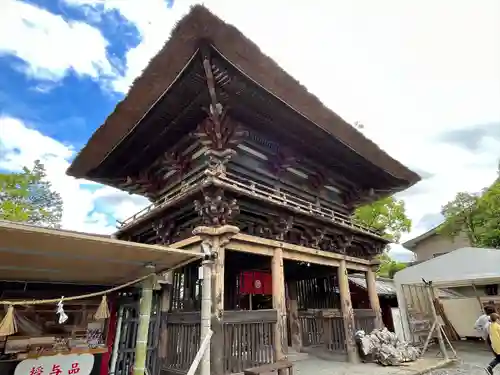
[287,281,302,352]
[272,246,287,366]
[366,267,384,329]
[158,272,172,361]
[193,225,239,375]
[338,260,358,364]
[211,236,225,375]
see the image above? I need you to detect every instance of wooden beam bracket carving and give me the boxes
[153,151,191,181]
[267,215,294,241]
[194,187,240,227]
[122,169,164,198]
[333,234,354,254]
[152,219,177,245]
[266,147,299,178]
[194,110,247,176]
[299,227,326,249]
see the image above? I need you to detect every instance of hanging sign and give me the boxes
[239,271,272,295]
[14,353,94,375]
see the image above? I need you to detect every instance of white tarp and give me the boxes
[393,247,500,342]
[394,247,500,287]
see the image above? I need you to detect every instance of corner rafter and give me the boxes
[200,42,223,135]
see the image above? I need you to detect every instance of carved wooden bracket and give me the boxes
[308,169,326,191]
[332,234,354,254]
[194,110,247,151]
[299,227,326,249]
[194,187,240,227]
[267,147,298,177]
[122,170,164,197]
[153,151,191,180]
[152,219,177,245]
[342,187,376,208]
[266,215,294,241]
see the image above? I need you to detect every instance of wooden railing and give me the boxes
[299,309,377,354]
[354,309,377,335]
[216,172,381,236]
[163,312,201,374]
[298,310,324,347]
[161,310,277,375]
[223,310,276,373]
[117,169,208,229]
[117,168,382,238]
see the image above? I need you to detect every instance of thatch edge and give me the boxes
[67,5,420,189]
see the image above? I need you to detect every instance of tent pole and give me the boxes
[423,282,448,361]
[471,283,484,314]
[109,306,124,375]
[133,266,156,375]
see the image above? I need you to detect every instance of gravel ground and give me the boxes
[421,342,497,374]
[423,361,489,374]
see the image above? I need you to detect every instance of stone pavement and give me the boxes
[289,341,497,375]
[293,357,449,375]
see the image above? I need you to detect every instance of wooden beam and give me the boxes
[338,259,359,364]
[272,247,287,371]
[366,268,383,329]
[226,235,370,271]
[226,241,275,256]
[287,281,302,352]
[158,272,172,359]
[232,234,371,264]
[211,240,225,375]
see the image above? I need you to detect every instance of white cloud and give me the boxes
[63,0,193,92]
[0,116,148,234]
[0,0,114,81]
[2,1,500,258]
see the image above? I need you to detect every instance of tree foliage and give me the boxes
[353,196,412,242]
[377,252,407,279]
[353,196,412,277]
[439,176,500,248]
[0,160,63,227]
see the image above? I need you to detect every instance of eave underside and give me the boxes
[86,47,410,198]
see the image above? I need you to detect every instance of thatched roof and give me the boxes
[67,5,419,187]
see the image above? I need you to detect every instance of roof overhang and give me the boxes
[0,221,202,285]
[66,5,420,194]
[401,225,440,250]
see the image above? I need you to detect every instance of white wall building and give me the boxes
[394,247,500,342]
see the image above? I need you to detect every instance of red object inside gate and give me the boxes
[239,271,272,295]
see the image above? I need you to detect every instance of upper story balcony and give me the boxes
[116,168,383,240]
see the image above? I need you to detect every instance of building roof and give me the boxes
[394,247,500,287]
[67,5,420,192]
[348,273,461,298]
[0,220,201,285]
[401,225,441,250]
[349,274,396,296]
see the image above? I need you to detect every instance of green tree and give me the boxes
[354,196,412,277]
[476,180,500,248]
[439,177,500,248]
[0,160,63,227]
[353,196,412,242]
[377,252,407,278]
[438,191,481,245]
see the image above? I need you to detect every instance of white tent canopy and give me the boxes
[0,220,202,285]
[394,247,500,288]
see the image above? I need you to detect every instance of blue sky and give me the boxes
[0,0,144,147]
[1,0,499,262]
